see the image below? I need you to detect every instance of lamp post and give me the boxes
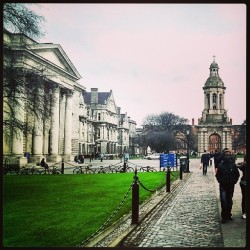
[185,130,190,173]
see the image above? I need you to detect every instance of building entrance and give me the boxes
[209,133,221,152]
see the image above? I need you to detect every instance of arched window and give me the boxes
[213,94,217,109]
[206,94,210,109]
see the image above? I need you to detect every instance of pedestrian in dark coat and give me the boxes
[201,150,210,175]
[213,149,221,174]
[237,155,246,219]
[41,158,49,170]
[216,150,240,223]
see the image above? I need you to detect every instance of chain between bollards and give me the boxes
[132,166,139,225]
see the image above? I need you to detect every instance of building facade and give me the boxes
[3,30,136,165]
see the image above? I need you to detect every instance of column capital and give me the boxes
[61,88,74,97]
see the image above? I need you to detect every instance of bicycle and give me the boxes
[96,164,118,174]
[83,165,95,174]
[73,165,95,174]
[40,165,61,174]
[114,164,134,173]
[3,158,20,175]
[73,165,84,174]
[18,164,41,175]
[138,166,157,172]
[96,165,110,173]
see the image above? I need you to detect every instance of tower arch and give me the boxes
[209,133,221,152]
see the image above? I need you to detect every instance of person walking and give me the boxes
[237,155,246,219]
[213,149,221,174]
[210,151,214,166]
[201,150,210,175]
[216,150,240,223]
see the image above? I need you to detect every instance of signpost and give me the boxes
[160,153,177,171]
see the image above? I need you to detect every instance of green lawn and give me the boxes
[3,171,178,247]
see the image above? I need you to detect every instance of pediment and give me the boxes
[27,43,81,79]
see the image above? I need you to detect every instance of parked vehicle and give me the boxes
[144,153,160,160]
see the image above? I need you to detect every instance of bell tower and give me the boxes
[197,56,232,155]
[199,56,230,125]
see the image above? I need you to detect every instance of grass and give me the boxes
[3,171,179,247]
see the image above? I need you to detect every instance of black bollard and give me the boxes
[180,164,183,180]
[166,166,171,192]
[61,161,64,174]
[132,167,139,224]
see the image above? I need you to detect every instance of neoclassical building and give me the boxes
[3,30,136,165]
[197,58,233,154]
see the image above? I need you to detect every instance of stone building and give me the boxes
[3,30,136,165]
[3,29,85,165]
[197,57,233,155]
[83,88,119,156]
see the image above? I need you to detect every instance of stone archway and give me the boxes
[209,133,221,152]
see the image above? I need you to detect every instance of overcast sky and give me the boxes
[30,3,246,127]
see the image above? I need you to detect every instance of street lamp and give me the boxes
[185,130,190,173]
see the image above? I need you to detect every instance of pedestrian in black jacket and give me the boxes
[213,149,221,174]
[201,150,210,175]
[216,150,240,223]
[237,155,246,219]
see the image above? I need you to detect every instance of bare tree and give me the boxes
[3,3,45,39]
[3,65,55,140]
[3,3,53,142]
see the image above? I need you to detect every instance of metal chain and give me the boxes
[64,161,79,167]
[126,160,141,168]
[76,181,134,247]
[138,174,166,193]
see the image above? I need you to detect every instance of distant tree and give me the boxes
[142,112,189,152]
[3,3,45,39]
[233,120,246,152]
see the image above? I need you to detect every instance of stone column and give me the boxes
[49,86,61,162]
[12,91,27,166]
[12,95,24,156]
[64,91,73,161]
[217,93,220,111]
[222,92,225,110]
[32,115,43,162]
[210,93,213,110]
[59,93,66,155]
[43,124,50,155]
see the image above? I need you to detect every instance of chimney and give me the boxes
[192,118,195,126]
[117,107,121,116]
[91,88,98,104]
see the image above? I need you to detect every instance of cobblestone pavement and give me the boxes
[121,162,224,247]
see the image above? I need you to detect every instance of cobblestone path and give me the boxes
[121,167,224,247]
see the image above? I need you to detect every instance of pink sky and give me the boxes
[31,3,246,126]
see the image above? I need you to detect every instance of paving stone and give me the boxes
[121,166,224,247]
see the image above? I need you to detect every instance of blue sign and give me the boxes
[160,154,177,168]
